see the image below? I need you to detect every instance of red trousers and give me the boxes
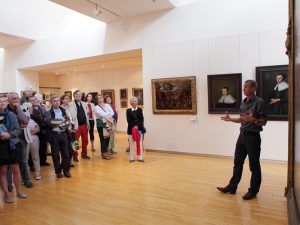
[74,124,89,157]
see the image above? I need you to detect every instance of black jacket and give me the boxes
[126,108,144,135]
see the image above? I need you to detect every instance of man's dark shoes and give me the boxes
[24,182,34,188]
[56,173,63,178]
[217,186,236,194]
[73,156,79,162]
[242,191,257,200]
[82,155,91,160]
[64,172,72,178]
[41,162,50,167]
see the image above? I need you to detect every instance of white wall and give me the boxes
[1,0,289,160]
[39,66,143,132]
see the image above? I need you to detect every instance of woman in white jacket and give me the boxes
[94,94,114,160]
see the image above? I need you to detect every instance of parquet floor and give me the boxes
[0,132,287,225]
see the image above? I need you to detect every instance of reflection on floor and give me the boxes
[0,132,287,225]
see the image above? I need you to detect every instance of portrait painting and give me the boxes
[87,92,98,103]
[120,88,128,100]
[151,76,197,114]
[132,88,144,107]
[120,100,128,108]
[101,89,115,105]
[256,65,288,121]
[207,73,242,114]
[64,91,72,101]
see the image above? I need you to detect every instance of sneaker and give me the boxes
[4,195,14,203]
[70,163,75,167]
[35,175,42,180]
[82,155,91,160]
[138,159,144,162]
[24,182,34,188]
[17,192,28,199]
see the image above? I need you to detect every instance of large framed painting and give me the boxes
[64,91,72,100]
[151,76,197,114]
[256,65,288,121]
[132,88,144,107]
[207,73,242,114]
[101,89,115,105]
[120,88,128,100]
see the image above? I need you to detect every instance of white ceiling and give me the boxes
[23,49,142,75]
[50,0,175,23]
[0,32,33,48]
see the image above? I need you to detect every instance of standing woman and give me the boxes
[126,97,145,162]
[86,93,96,152]
[95,94,115,160]
[61,94,78,167]
[0,95,27,203]
[104,95,118,154]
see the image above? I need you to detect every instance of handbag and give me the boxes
[71,140,82,151]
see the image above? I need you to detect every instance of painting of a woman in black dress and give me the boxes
[256,65,288,121]
[269,73,288,115]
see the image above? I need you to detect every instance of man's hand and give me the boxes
[270,98,280,105]
[221,111,231,121]
[240,112,255,123]
[0,132,11,140]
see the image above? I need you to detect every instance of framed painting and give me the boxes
[86,92,98,103]
[120,88,128,100]
[151,76,197,114]
[132,88,144,107]
[101,89,115,105]
[256,65,289,121]
[207,73,242,114]
[120,100,128,108]
[64,91,72,100]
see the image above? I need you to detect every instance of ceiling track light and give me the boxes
[86,0,120,18]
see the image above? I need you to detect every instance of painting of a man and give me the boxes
[215,87,237,108]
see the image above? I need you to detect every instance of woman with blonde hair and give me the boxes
[126,97,145,162]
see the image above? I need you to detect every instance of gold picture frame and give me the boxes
[101,89,115,106]
[151,76,197,114]
[132,88,144,107]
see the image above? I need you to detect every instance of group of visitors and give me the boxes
[0,87,145,203]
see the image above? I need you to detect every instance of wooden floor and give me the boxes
[0,133,287,225]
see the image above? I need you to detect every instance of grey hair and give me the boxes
[7,92,19,100]
[50,95,60,101]
[245,80,257,88]
[34,93,43,101]
[129,96,138,104]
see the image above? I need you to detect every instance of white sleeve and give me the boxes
[95,105,110,118]
[106,104,115,117]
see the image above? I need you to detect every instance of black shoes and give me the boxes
[82,155,91,160]
[24,182,34,188]
[41,162,51,166]
[217,186,236,194]
[56,173,63,178]
[242,191,257,200]
[138,159,144,162]
[64,172,72,178]
[73,156,79,162]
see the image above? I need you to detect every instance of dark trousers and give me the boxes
[39,132,48,165]
[89,120,95,141]
[97,127,110,154]
[49,132,70,175]
[228,133,262,194]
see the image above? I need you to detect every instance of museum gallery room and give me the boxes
[1,0,300,224]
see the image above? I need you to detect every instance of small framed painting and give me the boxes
[120,100,128,108]
[132,88,144,107]
[64,91,72,100]
[120,88,128,100]
[101,89,115,106]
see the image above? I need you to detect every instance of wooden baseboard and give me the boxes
[287,187,300,225]
[145,149,287,164]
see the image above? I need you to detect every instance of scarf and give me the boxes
[274,82,289,91]
[132,126,141,156]
[0,109,16,149]
[87,103,93,119]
